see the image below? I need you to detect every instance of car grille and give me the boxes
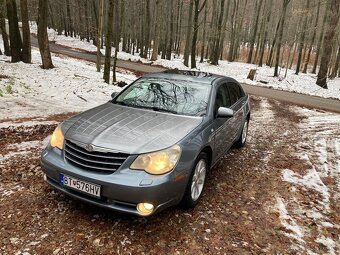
[64,140,129,173]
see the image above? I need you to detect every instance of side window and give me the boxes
[214,84,231,113]
[227,82,242,105]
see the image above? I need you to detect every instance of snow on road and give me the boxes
[29,22,340,101]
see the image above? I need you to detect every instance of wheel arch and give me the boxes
[200,145,213,169]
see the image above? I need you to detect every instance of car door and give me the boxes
[212,83,235,160]
[226,82,245,141]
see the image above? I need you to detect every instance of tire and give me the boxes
[235,118,249,148]
[182,152,208,208]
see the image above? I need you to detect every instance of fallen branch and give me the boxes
[73,91,87,102]
[74,74,90,79]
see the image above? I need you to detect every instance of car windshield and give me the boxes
[113,78,211,116]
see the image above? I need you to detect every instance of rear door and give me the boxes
[226,82,245,140]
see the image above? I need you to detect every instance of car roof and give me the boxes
[142,69,231,85]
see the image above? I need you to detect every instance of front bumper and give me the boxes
[40,146,188,216]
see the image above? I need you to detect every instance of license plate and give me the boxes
[60,174,101,198]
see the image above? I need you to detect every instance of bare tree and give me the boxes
[247,0,263,64]
[103,0,114,84]
[6,0,22,62]
[112,0,120,83]
[302,0,321,73]
[96,0,104,72]
[37,0,54,69]
[190,0,207,68]
[210,0,226,65]
[274,0,290,77]
[184,0,194,67]
[199,1,208,63]
[151,0,162,61]
[20,0,31,63]
[316,0,340,88]
[329,45,340,79]
[295,0,310,75]
[0,0,10,56]
[312,7,327,74]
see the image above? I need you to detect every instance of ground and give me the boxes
[0,97,339,255]
[1,34,339,254]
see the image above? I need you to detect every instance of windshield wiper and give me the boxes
[114,101,129,106]
[114,102,177,114]
[138,105,178,114]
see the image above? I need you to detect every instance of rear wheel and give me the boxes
[235,119,249,148]
[182,153,208,208]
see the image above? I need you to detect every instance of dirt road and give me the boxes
[30,36,340,114]
[1,96,339,254]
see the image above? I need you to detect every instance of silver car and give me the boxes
[41,70,250,216]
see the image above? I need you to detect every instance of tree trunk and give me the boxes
[84,0,90,42]
[6,0,22,62]
[316,0,340,88]
[312,6,327,74]
[267,10,282,67]
[247,0,263,63]
[231,0,248,62]
[65,0,73,37]
[20,0,31,63]
[330,45,340,79]
[259,0,273,67]
[184,0,194,67]
[141,0,151,58]
[103,0,114,84]
[200,2,208,63]
[295,0,310,75]
[274,0,290,77]
[219,2,230,60]
[166,0,175,60]
[302,0,320,73]
[37,0,54,69]
[96,0,104,72]
[112,0,120,83]
[210,0,225,65]
[0,0,10,56]
[174,0,182,54]
[151,0,162,61]
[191,0,207,68]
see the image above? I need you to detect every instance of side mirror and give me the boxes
[111,92,119,99]
[217,107,234,118]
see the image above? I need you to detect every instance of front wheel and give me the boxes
[182,153,208,208]
[235,119,249,148]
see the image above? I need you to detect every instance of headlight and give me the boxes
[50,125,64,150]
[130,145,181,175]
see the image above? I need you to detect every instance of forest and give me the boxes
[1,0,339,87]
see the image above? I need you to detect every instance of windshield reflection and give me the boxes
[114,78,210,116]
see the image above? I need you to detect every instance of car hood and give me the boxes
[63,103,202,154]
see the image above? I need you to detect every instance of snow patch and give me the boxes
[276,197,305,244]
[0,34,136,120]
[314,138,329,177]
[282,167,330,211]
[315,236,339,255]
[1,139,48,163]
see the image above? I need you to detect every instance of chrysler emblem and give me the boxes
[84,144,93,152]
